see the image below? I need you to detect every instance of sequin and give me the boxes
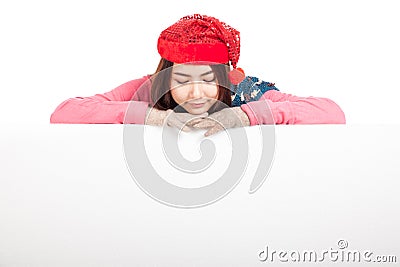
[231,76,279,107]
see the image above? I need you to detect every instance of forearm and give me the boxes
[50,76,152,124]
[50,98,149,124]
[241,97,346,125]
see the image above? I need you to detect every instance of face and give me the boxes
[170,64,219,114]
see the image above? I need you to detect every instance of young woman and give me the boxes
[50,14,346,136]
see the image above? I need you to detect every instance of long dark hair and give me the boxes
[150,58,232,113]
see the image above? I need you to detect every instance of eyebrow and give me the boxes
[172,70,214,77]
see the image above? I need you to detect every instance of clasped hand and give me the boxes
[145,107,250,136]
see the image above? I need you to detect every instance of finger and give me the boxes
[168,112,210,129]
[176,112,209,122]
[167,117,185,130]
[192,120,216,129]
[188,112,209,124]
[196,112,209,118]
[169,117,194,132]
[185,117,207,126]
[205,125,224,136]
[181,125,191,132]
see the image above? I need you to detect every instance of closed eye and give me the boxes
[203,77,216,83]
[175,80,190,84]
[175,78,215,84]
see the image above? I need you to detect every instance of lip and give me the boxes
[189,102,206,108]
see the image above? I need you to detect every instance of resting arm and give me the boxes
[240,90,346,125]
[50,76,152,124]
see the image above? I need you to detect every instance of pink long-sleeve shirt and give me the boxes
[50,75,346,125]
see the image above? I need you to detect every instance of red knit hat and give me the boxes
[157,14,245,85]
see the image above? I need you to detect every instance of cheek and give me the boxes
[170,88,188,104]
[203,84,219,98]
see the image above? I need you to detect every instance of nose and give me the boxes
[188,82,203,99]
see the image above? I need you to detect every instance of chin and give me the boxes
[187,110,205,115]
[185,108,209,115]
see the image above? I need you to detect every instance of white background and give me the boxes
[0,0,399,124]
[1,1,400,266]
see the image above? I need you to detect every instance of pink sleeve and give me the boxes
[50,76,153,124]
[240,90,346,125]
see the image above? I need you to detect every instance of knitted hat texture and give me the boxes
[157,14,245,84]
